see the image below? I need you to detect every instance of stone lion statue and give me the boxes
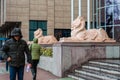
[60,16,115,42]
[34,28,58,44]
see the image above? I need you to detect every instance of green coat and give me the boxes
[29,38,42,60]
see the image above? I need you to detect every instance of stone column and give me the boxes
[1,0,3,24]
[47,0,55,35]
[78,0,81,16]
[87,0,90,29]
[3,0,6,22]
[71,0,74,23]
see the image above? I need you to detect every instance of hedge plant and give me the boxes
[41,48,53,57]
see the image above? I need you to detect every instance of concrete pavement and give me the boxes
[0,62,74,80]
[0,62,59,80]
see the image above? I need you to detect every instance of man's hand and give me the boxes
[7,57,11,61]
[27,63,32,68]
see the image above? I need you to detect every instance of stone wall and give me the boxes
[38,42,120,77]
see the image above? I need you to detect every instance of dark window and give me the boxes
[54,29,71,41]
[29,20,47,41]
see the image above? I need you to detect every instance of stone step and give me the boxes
[82,63,120,74]
[89,60,120,68]
[68,72,101,80]
[75,69,118,80]
[75,68,120,80]
[68,73,84,80]
[68,60,120,80]
[97,60,120,65]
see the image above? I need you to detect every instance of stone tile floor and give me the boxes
[0,62,73,80]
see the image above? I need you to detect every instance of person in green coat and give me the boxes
[29,38,42,80]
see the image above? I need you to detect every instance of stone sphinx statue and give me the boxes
[60,16,115,42]
[34,28,58,44]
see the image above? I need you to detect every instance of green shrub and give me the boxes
[41,48,53,57]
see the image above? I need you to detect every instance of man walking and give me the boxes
[1,28,32,80]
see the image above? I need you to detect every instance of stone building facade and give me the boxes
[0,0,92,41]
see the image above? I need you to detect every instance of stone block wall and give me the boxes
[38,42,120,77]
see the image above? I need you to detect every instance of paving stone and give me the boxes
[0,62,60,80]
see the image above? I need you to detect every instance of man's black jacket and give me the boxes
[1,38,32,67]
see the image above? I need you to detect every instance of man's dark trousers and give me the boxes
[9,66,24,80]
